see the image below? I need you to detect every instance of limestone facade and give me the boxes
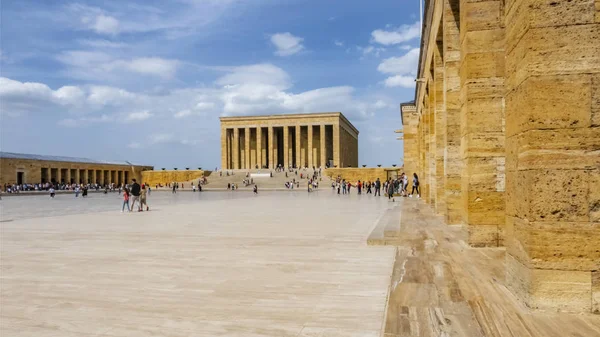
[220,112,359,169]
[141,170,205,187]
[0,152,152,187]
[323,167,402,184]
[403,0,600,313]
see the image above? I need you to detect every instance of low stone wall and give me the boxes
[141,170,205,186]
[323,167,402,183]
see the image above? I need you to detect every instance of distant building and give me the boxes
[0,152,153,186]
[220,112,359,169]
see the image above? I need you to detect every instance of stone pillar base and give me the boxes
[506,254,594,313]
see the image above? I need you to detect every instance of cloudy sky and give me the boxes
[0,0,420,168]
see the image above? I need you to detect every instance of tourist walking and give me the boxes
[374,178,381,196]
[172,183,176,194]
[75,185,80,197]
[49,186,55,198]
[122,188,130,212]
[253,184,258,194]
[140,185,149,211]
[82,185,88,197]
[130,179,141,211]
[387,179,395,202]
[410,173,420,198]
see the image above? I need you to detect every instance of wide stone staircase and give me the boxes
[172,169,334,190]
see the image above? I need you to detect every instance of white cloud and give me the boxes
[57,51,179,79]
[92,15,120,35]
[128,142,142,149]
[78,39,127,48]
[399,45,412,50]
[270,33,305,56]
[334,40,344,47]
[357,46,386,58]
[125,110,153,122]
[371,21,421,46]
[377,48,420,75]
[113,58,179,78]
[384,75,415,88]
[2,62,381,127]
[377,48,420,88]
[373,100,388,109]
[150,133,174,144]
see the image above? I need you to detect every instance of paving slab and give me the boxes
[0,191,396,336]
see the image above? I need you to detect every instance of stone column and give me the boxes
[57,168,62,184]
[273,129,278,167]
[233,128,240,169]
[65,169,71,185]
[443,0,462,225]
[320,124,326,168]
[268,126,274,169]
[245,127,250,170]
[428,78,436,206]
[459,0,506,247]
[283,126,289,168]
[307,125,313,168]
[434,42,446,216]
[295,125,301,168]
[504,0,600,313]
[256,127,263,169]
[333,123,340,167]
[220,127,227,170]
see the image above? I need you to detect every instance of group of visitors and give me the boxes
[330,173,420,201]
[121,179,150,212]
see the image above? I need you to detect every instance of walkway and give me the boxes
[369,198,600,337]
[1,191,395,336]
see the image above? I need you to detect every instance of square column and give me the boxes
[233,128,240,169]
[307,125,313,169]
[333,123,340,167]
[256,127,262,169]
[268,127,274,169]
[283,126,289,168]
[244,127,250,170]
[504,0,600,313]
[459,0,506,247]
[65,169,71,185]
[295,125,301,168]
[320,124,326,167]
[443,0,462,225]
[220,127,227,170]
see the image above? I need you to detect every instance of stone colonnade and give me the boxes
[220,113,359,169]
[0,156,151,187]
[403,0,599,313]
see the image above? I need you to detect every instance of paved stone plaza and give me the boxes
[0,191,396,337]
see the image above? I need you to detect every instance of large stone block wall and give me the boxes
[407,0,599,313]
[141,170,205,186]
[324,167,401,184]
[503,0,600,313]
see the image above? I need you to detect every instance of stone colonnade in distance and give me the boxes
[220,112,359,169]
[402,0,599,313]
[0,154,151,187]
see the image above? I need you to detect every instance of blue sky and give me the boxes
[0,0,421,168]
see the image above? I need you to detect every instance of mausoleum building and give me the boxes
[220,112,359,169]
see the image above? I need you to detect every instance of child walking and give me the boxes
[122,188,130,212]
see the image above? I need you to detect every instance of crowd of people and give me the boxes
[330,173,420,201]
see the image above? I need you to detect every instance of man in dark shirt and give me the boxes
[130,179,141,211]
[375,178,381,196]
